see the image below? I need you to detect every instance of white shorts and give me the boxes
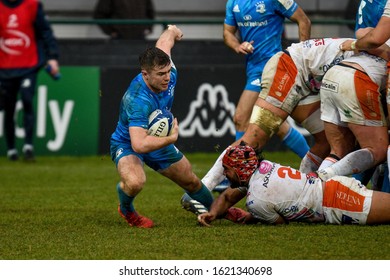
[320,64,387,127]
[323,176,373,225]
[259,52,318,114]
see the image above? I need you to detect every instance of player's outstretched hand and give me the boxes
[197,212,216,227]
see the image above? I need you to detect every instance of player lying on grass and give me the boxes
[197,144,390,226]
[196,37,355,201]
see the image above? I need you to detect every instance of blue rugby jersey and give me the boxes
[355,0,387,30]
[224,0,299,77]
[111,64,176,144]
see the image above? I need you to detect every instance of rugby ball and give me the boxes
[147,109,174,137]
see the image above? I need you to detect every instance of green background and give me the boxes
[0,67,100,156]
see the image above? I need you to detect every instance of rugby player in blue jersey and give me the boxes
[203,0,312,194]
[223,0,311,158]
[110,25,247,228]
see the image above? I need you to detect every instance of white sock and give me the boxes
[299,151,323,173]
[318,155,339,170]
[201,148,228,191]
[318,148,374,180]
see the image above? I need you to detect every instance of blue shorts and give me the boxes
[244,70,261,92]
[110,139,184,171]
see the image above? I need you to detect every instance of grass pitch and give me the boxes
[1,151,389,260]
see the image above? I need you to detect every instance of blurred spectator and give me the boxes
[93,0,155,40]
[0,0,60,161]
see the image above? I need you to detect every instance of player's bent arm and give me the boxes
[198,187,246,227]
[289,6,311,41]
[355,27,390,61]
[223,24,242,54]
[129,120,178,153]
[356,16,390,50]
[342,17,390,52]
[211,187,246,218]
[155,25,183,57]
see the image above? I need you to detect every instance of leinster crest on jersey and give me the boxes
[256,2,266,13]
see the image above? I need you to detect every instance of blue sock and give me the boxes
[187,183,214,209]
[282,127,310,158]
[117,183,135,215]
[235,131,245,141]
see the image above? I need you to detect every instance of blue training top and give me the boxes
[111,64,177,145]
[224,0,299,79]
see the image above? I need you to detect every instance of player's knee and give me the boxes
[123,178,145,194]
[371,147,387,165]
[181,176,202,193]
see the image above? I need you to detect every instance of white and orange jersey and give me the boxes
[287,38,354,94]
[245,160,374,225]
[245,160,325,224]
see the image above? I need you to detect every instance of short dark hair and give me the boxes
[139,47,170,71]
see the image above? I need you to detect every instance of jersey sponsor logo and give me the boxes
[179,83,235,137]
[322,54,345,73]
[323,181,365,212]
[237,20,268,27]
[302,38,325,49]
[261,162,275,188]
[281,205,299,215]
[0,29,30,55]
[320,80,338,93]
[277,73,290,92]
[243,15,252,21]
[259,160,274,174]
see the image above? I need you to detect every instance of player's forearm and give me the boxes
[355,17,390,51]
[297,21,311,42]
[132,135,177,154]
[206,193,233,219]
[223,29,241,54]
[156,25,183,55]
[156,31,176,52]
[290,7,311,41]
[212,188,244,218]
